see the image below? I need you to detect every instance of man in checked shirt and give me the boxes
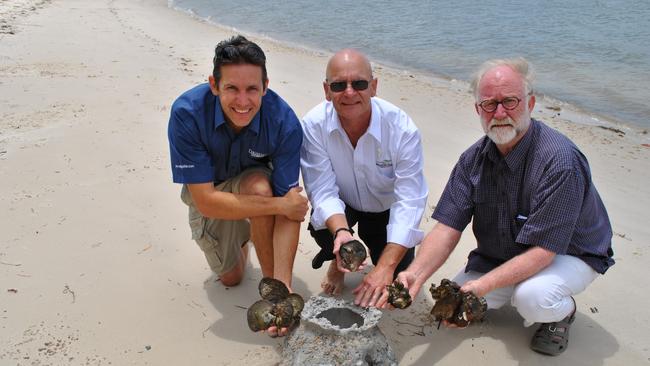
[300,49,428,307]
[396,58,614,356]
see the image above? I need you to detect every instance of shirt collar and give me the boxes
[326,98,381,142]
[213,95,261,135]
[482,118,537,170]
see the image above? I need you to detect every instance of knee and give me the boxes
[219,265,244,287]
[512,280,564,322]
[240,174,273,197]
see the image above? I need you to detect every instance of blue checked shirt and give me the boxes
[433,119,614,274]
[168,84,302,196]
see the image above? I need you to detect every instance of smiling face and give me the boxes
[209,63,268,133]
[324,49,377,125]
[476,65,535,154]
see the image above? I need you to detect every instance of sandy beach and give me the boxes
[1,0,649,365]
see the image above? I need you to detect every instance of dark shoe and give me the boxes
[311,250,328,269]
[530,310,576,356]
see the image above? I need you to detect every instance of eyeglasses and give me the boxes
[328,79,370,93]
[477,96,522,113]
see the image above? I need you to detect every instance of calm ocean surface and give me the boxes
[169,0,650,129]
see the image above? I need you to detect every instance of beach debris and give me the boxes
[429,279,487,328]
[247,278,303,332]
[0,261,22,266]
[598,125,625,136]
[282,295,397,365]
[339,239,367,272]
[386,280,412,309]
[137,243,152,254]
[62,285,76,303]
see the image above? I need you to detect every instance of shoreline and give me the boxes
[167,2,650,137]
[1,1,649,365]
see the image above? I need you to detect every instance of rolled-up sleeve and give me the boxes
[387,125,428,248]
[168,104,215,184]
[300,117,345,230]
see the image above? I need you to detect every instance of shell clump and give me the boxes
[247,277,304,332]
[339,240,367,272]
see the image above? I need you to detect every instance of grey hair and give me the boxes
[470,57,535,100]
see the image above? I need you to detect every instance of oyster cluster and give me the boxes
[386,280,412,309]
[429,278,487,327]
[247,277,304,332]
[339,239,367,272]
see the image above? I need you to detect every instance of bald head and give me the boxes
[323,48,377,125]
[470,57,534,101]
[326,49,373,81]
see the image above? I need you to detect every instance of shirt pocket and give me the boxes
[471,187,498,239]
[367,165,395,194]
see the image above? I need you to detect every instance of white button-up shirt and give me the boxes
[300,97,428,248]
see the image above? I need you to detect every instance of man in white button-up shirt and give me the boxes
[300,49,428,308]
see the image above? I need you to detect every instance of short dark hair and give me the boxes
[213,35,268,87]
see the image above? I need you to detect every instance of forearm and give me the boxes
[188,183,284,220]
[407,223,461,287]
[477,246,556,295]
[325,214,350,234]
[376,243,408,272]
[272,215,300,289]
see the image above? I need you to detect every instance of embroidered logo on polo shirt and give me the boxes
[248,149,268,158]
[175,164,195,169]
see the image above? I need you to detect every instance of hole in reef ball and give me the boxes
[316,307,365,328]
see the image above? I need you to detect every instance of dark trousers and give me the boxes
[308,205,414,278]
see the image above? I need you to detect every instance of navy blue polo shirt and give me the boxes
[168,83,302,196]
[433,119,614,274]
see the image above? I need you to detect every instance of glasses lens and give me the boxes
[480,100,497,112]
[329,81,347,92]
[502,97,520,110]
[351,80,369,91]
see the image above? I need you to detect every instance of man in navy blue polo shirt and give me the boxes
[396,58,614,356]
[168,36,307,336]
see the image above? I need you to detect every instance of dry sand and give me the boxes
[1,0,649,365]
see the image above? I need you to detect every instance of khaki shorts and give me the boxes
[181,167,271,274]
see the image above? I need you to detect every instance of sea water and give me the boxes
[169,0,650,129]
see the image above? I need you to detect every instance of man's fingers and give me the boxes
[373,289,389,308]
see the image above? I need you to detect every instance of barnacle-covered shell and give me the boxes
[429,278,460,300]
[339,240,367,272]
[247,299,276,332]
[454,292,488,327]
[272,299,295,328]
[429,278,487,327]
[429,279,463,321]
[285,293,305,319]
[386,281,412,309]
[259,277,290,302]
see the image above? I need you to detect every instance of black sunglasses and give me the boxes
[328,79,370,93]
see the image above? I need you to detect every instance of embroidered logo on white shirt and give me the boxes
[376,159,393,168]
